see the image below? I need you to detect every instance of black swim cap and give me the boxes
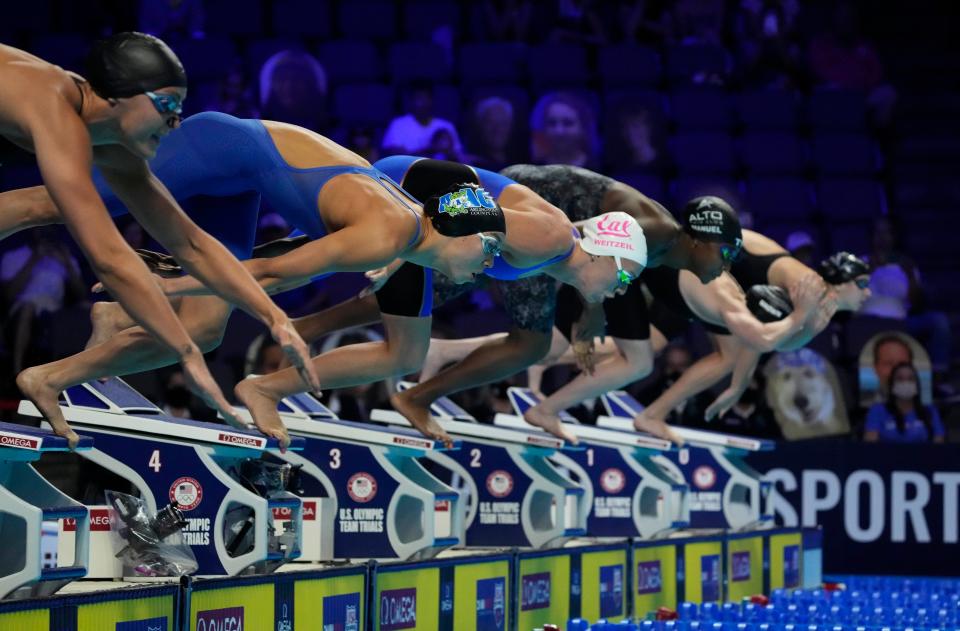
[818,251,869,285]
[85,32,187,99]
[424,183,507,237]
[682,196,743,250]
[746,285,793,322]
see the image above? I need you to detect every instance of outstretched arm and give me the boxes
[159,221,405,297]
[98,153,319,391]
[638,334,742,422]
[25,101,240,423]
[29,104,200,361]
[704,347,762,420]
[528,336,654,419]
[776,292,840,351]
[719,274,822,353]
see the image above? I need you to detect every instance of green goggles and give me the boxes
[616,258,636,290]
[721,242,742,264]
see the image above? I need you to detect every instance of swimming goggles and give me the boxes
[720,242,742,264]
[616,258,636,290]
[145,91,183,116]
[479,233,503,258]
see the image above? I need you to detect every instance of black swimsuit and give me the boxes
[730,251,790,290]
[641,266,731,339]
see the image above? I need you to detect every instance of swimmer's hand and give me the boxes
[572,340,596,375]
[571,302,606,375]
[136,248,183,278]
[358,259,403,298]
[789,273,825,319]
[812,291,839,331]
[91,249,179,293]
[270,318,321,393]
[705,386,742,421]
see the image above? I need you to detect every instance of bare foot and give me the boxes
[391,390,454,449]
[633,413,684,446]
[234,379,290,450]
[523,406,579,445]
[16,368,79,450]
[86,302,125,350]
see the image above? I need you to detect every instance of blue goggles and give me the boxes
[479,233,502,258]
[145,91,183,117]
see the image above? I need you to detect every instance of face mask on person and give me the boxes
[892,381,918,399]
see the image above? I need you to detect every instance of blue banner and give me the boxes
[749,440,960,575]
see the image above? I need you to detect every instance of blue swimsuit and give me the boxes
[94,112,421,259]
[373,155,575,281]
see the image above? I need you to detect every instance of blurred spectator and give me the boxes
[862,216,917,320]
[480,0,535,42]
[432,25,456,68]
[382,82,463,159]
[871,334,914,397]
[139,0,205,40]
[427,128,461,161]
[808,2,897,126]
[346,126,381,163]
[616,0,670,45]
[637,343,711,425]
[259,50,328,133]
[530,91,600,168]
[715,373,782,438]
[207,64,260,119]
[1,228,85,374]
[160,371,193,418]
[616,105,664,172]
[244,334,289,377]
[864,362,945,443]
[467,97,517,172]
[861,216,951,375]
[328,383,390,423]
[733,0,805,89]
[786,230,816,267]
[549,0,607,46]
[668,0,726,45]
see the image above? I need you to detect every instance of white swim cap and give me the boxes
[579,211,648,267]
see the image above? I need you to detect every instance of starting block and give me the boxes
[233,389,464,562]
[18,378,305,577]
[0,423,93,599]
[369,382,588,549]
[597,390,775,531]
[496,388,690,539]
